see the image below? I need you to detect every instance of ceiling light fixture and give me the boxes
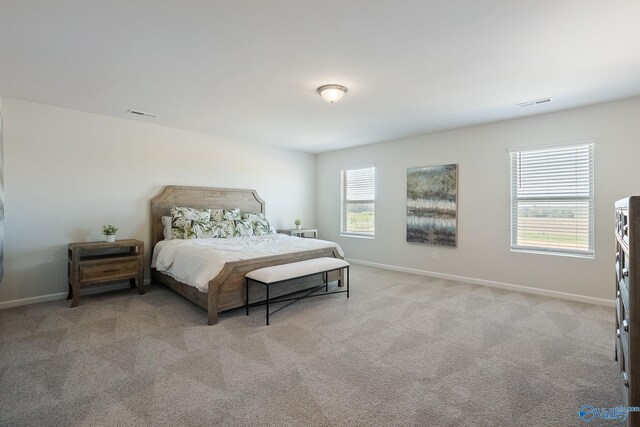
[317,84,348,103]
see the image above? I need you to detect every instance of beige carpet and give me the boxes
[0,265,620,426]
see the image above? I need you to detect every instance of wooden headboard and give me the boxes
[150,186,265,249]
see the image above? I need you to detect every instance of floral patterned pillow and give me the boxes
[183,219,236,239]
[165,217,189,239]
[213,220,235,238]
[162,216,172,240]
[162,215,192,240]
[185,221,215,239]
[210,209,225,222]
[170,206,212,240]
[244,213,273,236]
[234,217,254,237]
[223,208,241,221]
[171,206,212,222]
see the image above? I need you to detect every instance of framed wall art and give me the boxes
[406,164,458,247]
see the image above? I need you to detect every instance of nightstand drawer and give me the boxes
[80,259,139,283]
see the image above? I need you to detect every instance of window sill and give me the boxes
[511,248,594,259]
[340,234,375,240]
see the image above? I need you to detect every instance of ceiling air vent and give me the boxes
[517,98,552,108]
[127,109,158,118]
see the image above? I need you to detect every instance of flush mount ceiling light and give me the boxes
[317,84,348,103]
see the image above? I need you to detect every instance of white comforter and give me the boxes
[152,234,345,292]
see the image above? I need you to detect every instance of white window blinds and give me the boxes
[510,143,594,256]
[341,166,375,236]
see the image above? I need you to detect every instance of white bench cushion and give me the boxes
[246,257,349,284]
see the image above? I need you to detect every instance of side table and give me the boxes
[67,239,144,307]
[277,228,318,238]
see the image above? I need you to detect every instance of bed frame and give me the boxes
[150,185,344,325]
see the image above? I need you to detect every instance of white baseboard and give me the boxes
[2,263,614,310]
[0,279,152,310]
[347,258,615,307]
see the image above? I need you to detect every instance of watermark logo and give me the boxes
[579,406,596,423]
[579,405,640,423]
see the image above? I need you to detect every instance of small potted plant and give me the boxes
[102,224,119,242]
[294,218,302,230]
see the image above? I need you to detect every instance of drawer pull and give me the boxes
[623,320,629,332]
[623,268,629,277]
[102,268,119,272]
[624,225,629,232]
[617,328,621,338]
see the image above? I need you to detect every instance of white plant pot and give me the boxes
[105,234,116,243]
[296,225,301,230]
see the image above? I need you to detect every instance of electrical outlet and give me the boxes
[431,252,438,261]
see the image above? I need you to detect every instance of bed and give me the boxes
[150,185,345,325]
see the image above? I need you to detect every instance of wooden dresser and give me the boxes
[615,197,640,424]
[67,239,144,307]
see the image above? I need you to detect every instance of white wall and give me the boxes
[317,96,640,302]
[0,98,316,304]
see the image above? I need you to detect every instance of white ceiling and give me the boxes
[2,1,640,153]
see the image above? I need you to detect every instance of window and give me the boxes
[510,143,594,257]
[341,166,375,237]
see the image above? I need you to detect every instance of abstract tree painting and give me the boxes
[406,164,458,246]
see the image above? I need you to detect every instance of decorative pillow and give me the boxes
[181,219,236,239]
[244,213,272,236]
[161,216,174,240]
[171,206,212,222]
[234,217,254,237]
[213,220,235,238]
[210,209,225,222]
[170,206,211,240]
[184,220,214,239]
[166,217,188,239]
[223,208,241,221]
[171,228,185,239]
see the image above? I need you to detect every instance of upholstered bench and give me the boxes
[245,257,350,325]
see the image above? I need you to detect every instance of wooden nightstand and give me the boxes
[67,239,144,307]
[277,228,318,238]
